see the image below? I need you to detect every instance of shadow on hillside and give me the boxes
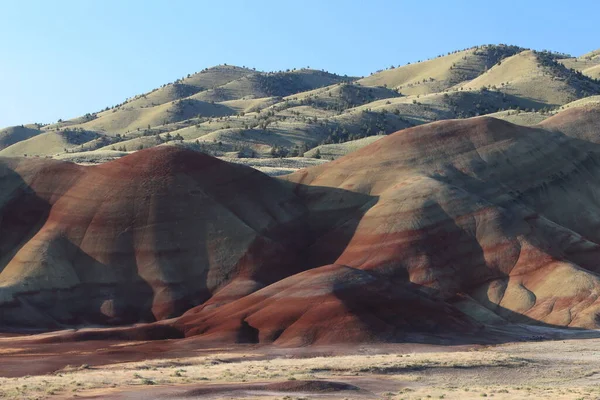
[0,158,378,336]
[283,179,379,269]
[431,127,600,272]
[330,185,600,346]
[0,160,198,330]
[0,163,159,329]
[0,165,51,275]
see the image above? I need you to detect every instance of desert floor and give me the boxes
[2,327,600,399]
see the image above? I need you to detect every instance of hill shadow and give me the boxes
[0,164,51,275]
[0,174,158,329]
[330,189,600,346]
[0,157,378,336]
[0,161,187,330]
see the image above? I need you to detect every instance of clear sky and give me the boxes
[1,0,599,127]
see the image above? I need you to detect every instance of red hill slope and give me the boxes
[0,147,308,327]
[281,107,600,330]
[4,108,600,344]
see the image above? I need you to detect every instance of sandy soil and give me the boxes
[2,328,600,399]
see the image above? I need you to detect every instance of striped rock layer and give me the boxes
[3,106,600,344]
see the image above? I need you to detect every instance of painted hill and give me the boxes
[276,106,600,332]
[174,264,476,345]
[5,107,600,345]
[0,147,309,326]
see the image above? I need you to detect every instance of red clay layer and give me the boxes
[3,108,600,345]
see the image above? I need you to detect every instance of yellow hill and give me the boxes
[219,97,281,113]
[485,110,549,126]
[192,69,349,102]
[0,125,42,150]
[349,89,536,126]
[71,99,236,135]
[9,44,600,169]
[581,49,600,60]
[584,64,600,80]
[459,50,600,106]
[357,45,522,95]
[303,135,385,159]
[181,65,255,89]
[0,129,99,157]
[557,95,600,111]
[558,57,600,72]
[279,82,401,112]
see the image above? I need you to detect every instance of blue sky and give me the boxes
[1,0,599,127]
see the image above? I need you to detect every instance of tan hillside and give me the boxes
[303,101,551,161]
[123,65,255,109]
[180,64,256,88]
[122,83,205,110]
[581,49,600,60]
[219,96,281,113]
[222,156,328,176]
[190,108,411,156]
[97,134,165,152]
[485,96,600,129]
[91,103,412,158]
[350,88,536,126]
[274,105,338,119]
[70,99,236,135]
[303,135,385,159]
[558,56,600,72]
[485,110,549,126]
[556,95,600,112]
[357,45,522,95]
[278,82,401,113]
[0,128,99,157]
[0,125,42,150]
[584,64,600,80]
[4,45,600,175]
[41,113,102,131]
[54,149,127,164]
[191,69,350,103]
[52,146,328,176]
[116,86,553,159]
[459,50,600,106]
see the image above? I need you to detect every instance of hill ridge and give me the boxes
[4,43,600,175]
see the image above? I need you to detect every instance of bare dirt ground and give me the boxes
[2,328,600,399]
